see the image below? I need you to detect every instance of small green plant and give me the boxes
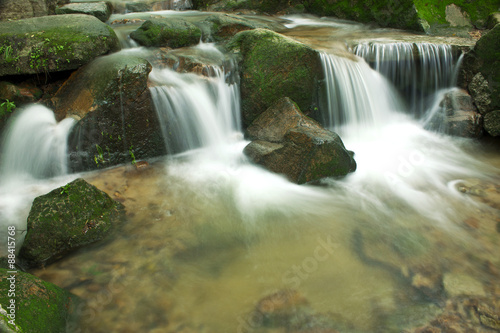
[129,145,136,165]
[0,99,16,117]
[94,144,105,166]
[60,183,71,195]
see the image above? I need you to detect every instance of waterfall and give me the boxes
[354,42,457,117]
[319,52,404,133]
[148,45,241,155]
[0,105,76,182]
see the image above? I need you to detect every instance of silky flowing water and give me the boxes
[0,12,499,333]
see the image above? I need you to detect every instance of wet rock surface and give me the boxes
[227,29,322,127]
[425,89,483,138]
[244,98,356,184]
[0,268,78,333]
[51,53,165,171]
[19,178,125,268]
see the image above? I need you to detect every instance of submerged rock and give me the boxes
[244,98,356,184]
[0,268,78,332]
[19,178,125,268]
[130,18,202,48]
[0,14,120,77]
[55,2,111,22]
[443,273,486,298]
[52,53,165,171]
[227,29,322,127]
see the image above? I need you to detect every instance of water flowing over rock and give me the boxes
[19,178,125,268]
[52,54,165,171]
[423,88,483,138]
[0,14,120,77]
[244,97,356,184]
[228,29,321,127]
[0,268,78,332]
[130,18,202,48]
[55,2,111,22]
[196,13,284,41]
[0,0,68,21]
[354,42,459,117]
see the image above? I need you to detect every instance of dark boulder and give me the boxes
[51,54,165,171]
[19,178,125,268]
[0,14,120,77]
[459,24,500,135]
[244,98,356,184]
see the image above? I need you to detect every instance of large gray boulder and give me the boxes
[0,0,68,21]
[0,14,120,77]
[55,2,111,22]
[19,178,125,268]
[51,54,165,171]
[244,98,356,184]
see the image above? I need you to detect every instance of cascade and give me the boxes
[148,44,241,155]
[319,52,404,133]
[354,42,457,116]
[0,105,76,182]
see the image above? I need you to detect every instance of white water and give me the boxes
[149,44,241,155]
[0,105,78,255]
[354,42,458,116]
[0,105,76,182]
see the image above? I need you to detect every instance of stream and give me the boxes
[0,10,499,333]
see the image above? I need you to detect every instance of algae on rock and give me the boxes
[0,268,78,333]
[19,178,125,268]
[227,29,322,127]
[0,14,120,77]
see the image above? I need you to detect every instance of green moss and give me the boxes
[19,178,125,268]
[130,18,202,48]
[230,29,322,126]
[0,269,78,333]
[413,0,499,27]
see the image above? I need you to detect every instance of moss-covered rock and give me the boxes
[19,178,125,268]
[51,54,165,171]
[227,29,322,127]
[0,14,120,77]
[195,13,284,41]
[413,0,499,29]
[55,2,111,22]
[130,18,202,48]
[0,268,78,332]
[244,98,356,184]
